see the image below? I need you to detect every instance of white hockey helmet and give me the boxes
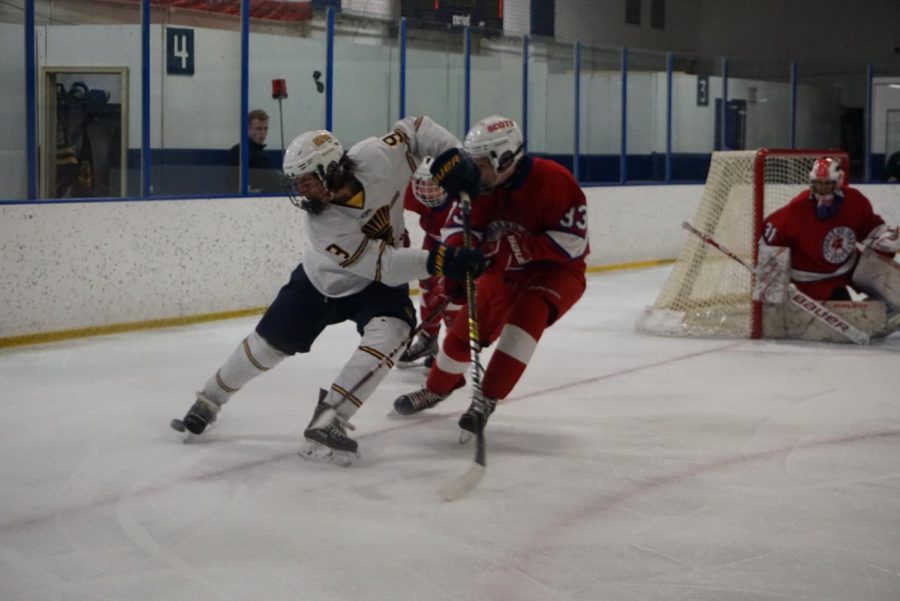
[463,115,524,176]
[283,130,344,183]
[412,156,448,208]
[808,156,844,199]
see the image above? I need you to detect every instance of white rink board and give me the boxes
[1,185,899,339]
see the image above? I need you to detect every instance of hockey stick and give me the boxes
[170,298,449,435]
[682,221,870,345]
[439,191,487,501]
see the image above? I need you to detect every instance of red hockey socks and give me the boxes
[481,295,552,400]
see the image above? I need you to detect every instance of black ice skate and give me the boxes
[397,332,438,368]
[458,394,497,435]
[393,379,464,416]
[171,394,221,435]
[301,389,359,466]
[393,387,450,416]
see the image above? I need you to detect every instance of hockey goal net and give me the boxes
[636,148,849,340]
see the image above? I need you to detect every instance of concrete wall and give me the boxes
[3,184,899,342]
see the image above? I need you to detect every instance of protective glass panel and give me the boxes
[527,39,574,173]
[332,13,397,146]
[249,6,323,195]
[0,15,26,200]
[670,54,722,181]
[624,48,667,182]
[727,58,791,150]
[873,78,900,181]
[580,44,621,183]
[470,30,522,133]
[796,65,867,180]
[152,4,239,197]
[404,24,466,140]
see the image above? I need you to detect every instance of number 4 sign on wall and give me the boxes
[166,27,194,76]
[696,75,709,107]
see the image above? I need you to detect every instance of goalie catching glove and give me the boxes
[863,224,900,254]
[427,242,487,281]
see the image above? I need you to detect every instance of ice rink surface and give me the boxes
[1,265,899,601]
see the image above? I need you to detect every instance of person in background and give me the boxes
[228,109,282,194]
[884,150,900,183]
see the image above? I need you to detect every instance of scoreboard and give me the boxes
[400,0,503,29]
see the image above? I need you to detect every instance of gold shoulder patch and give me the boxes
[334,190,365,210]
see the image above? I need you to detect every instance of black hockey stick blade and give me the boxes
[439,430,486,501]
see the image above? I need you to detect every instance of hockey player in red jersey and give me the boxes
[760,156,895,301]
[397,157,459,368]
[393,115,589,435]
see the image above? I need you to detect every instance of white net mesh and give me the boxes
[637,149,847,339]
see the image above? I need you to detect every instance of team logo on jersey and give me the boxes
[822,226,856,264]
[484,220,528,242]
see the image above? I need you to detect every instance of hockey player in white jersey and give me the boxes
[172,116,487,464]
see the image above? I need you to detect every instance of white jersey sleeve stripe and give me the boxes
[546,230,588,259]
[442,225,464,241]
[441,226,483,244]
[790,256,856,282]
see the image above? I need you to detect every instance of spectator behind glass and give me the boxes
[885,150,900,183]
[228,109,282,194]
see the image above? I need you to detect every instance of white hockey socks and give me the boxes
[325,316,409,419]
[201,330,287,405]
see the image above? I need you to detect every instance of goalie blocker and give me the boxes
[758,245,900,342]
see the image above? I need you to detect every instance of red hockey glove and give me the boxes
[422,276,449,315]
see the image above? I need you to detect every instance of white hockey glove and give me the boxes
[862,224,900,254]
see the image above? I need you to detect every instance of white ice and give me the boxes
[1,266,899,601]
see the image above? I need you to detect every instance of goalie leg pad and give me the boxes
[852,248,900,314]
[767,299,888,342]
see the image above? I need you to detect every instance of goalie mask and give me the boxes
[464,115,524,190]
[808,156,845,220]
[283,130,344,213]
[412,156,448,208]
